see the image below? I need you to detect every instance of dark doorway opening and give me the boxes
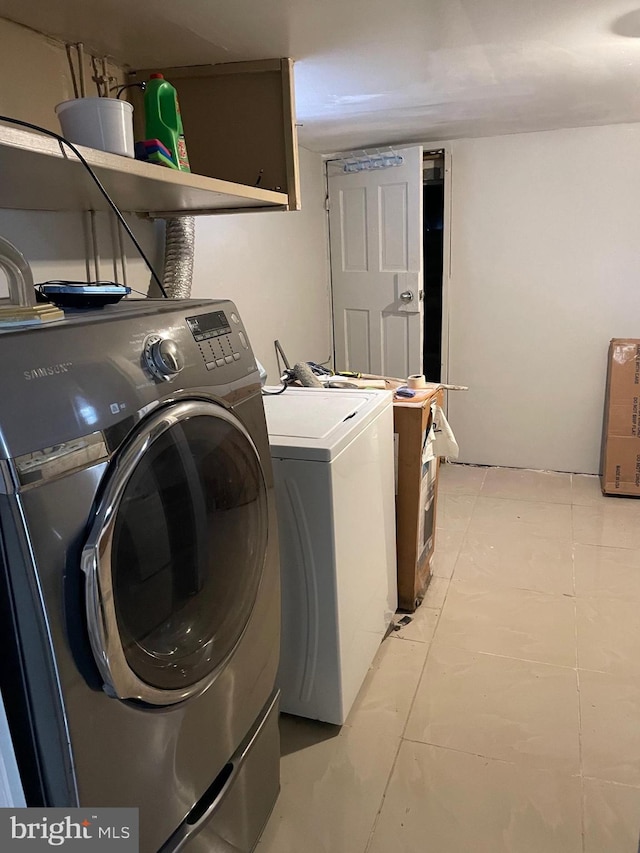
[422,154,445,382]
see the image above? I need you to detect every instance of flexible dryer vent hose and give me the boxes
[162,216,195,298]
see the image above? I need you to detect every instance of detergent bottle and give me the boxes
[144,73,191,171]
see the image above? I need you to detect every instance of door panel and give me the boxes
[344,309,372,373]
[341,187,369,271]
[329,145,423,378]
[379,183,408,271]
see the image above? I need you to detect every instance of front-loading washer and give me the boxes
[0,299,280,852]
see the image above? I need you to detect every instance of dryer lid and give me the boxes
[264,387,392,461]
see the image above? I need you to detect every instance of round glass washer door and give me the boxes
[82,399,268,706]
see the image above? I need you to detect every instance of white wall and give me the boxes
[0,17,125,133]
[0,210,157,295]
[192,146,331,381]
[444,123,640,474]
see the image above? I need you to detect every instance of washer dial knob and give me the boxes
[144,336,184,380]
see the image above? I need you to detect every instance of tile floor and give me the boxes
[256,465,640,853]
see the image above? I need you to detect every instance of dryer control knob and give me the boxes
[144,336,184,380]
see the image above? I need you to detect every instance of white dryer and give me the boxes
[263,387,397,725]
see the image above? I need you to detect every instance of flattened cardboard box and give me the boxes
[601,338,640,496]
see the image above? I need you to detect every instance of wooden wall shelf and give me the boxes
[0,125,289,217]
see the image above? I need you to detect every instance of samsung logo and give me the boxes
[24,362,73,380]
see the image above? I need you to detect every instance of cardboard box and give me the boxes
[601,339,640,496]
[393,390,443,611]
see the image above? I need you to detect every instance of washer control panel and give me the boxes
[186,309,249,372]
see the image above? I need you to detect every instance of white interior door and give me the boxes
[328,146,423,378]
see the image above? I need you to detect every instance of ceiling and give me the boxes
[3,0,640,152]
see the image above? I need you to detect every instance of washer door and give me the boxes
[82,399,268,706]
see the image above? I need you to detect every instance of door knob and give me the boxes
[400,290,414,303]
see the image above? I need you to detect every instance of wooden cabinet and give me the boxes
[0,14,300,215]
[128,59,300,211]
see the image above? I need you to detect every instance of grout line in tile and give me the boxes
[427,530,465,601]
[362,738,402,853]
[437,505,476,537]
[582,775,640,790]
[428,639,579,672]
[362,727,406,853]
[439,464,489,499]
[580,777,586,853]
[576,664,632,676]
[364,576,459,853]
[401,736,522,767]
[400,737,582,778]
[445,576,575,598]
[399,585,453,742]
[446,576,576,599]
[432,529,465,582]
[459,490,480,537]
[447,543,462,583]
[363,593,452,853]
[575,541,640,555]
[577,668,586,853]
[573,595,578,671]
[474,493,573,507]
[464,521,574,545]
[480,497,574,507]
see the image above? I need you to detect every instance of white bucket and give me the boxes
[55,97,134,158]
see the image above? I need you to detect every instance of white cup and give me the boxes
[55,97,134,158]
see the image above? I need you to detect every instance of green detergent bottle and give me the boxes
[144,73,191,172]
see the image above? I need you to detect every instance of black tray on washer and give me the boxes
[36,283,132,309]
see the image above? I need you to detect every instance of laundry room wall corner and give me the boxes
[191,146,332,381]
